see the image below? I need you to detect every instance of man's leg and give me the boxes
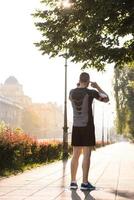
[82,147,92,183]
[71,146,82,182]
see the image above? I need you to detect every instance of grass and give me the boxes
[0,158,62,178]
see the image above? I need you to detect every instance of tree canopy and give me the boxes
[33,0,134,70]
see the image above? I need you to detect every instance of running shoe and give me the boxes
[80,182,95,191]
[69,182,78,190]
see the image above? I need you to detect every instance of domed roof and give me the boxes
[4,76,19,85]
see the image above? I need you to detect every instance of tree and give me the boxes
[33,0,134,70]
[114,64,134,138]
[114,67,128,134]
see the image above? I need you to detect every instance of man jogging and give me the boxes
[69,72,109,190]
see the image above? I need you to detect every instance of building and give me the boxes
[0,76,32,107]
[0,76,64,138]
[32,103,64,138]
[0,95,23,128]
[0,76,31,128]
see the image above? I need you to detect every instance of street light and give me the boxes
[102,105,104,146]
[58,0,72,158]
[63,49,68,158]
[106,102,111,144]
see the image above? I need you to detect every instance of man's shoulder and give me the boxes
[69,88,82,93]
[70,88,97,94]
[86,88,98,94]
[69,88,76,99]
[69,88,76,94]
[69,88,86,99]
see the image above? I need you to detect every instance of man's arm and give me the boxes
[91,82,109,102]
[69,89,73,101]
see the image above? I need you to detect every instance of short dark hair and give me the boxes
[79,72,90,83]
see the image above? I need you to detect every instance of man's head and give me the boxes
[79,72,90,87]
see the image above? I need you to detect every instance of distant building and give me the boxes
[0,76,32,128]
[0,95,23,128]
[0,76,64,138]
[0,76,32,107]
[31,103,64,138]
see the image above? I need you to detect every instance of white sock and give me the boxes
[71,181,77,184]
[83,182,88,185]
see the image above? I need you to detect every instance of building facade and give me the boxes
[0,76,31,128]
[0,76,32,107]
[0,95,23,128]
[0,76,64,138]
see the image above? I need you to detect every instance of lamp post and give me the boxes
[58,0,72,158]
[57,0,72,159]
[102,105,104,146]
[107,102,111,144]
[107,120,109,144]
[63,50,68,158]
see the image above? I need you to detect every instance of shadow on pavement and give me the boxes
[71,190,96,200]
[110,189,134,199]
[61,158,68,187]
[71,190,81,200]
[82,190,96,200]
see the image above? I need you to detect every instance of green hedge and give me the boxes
[0,129,72,174]
[0,124,110,176]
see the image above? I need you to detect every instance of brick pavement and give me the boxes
[0,142,134,200]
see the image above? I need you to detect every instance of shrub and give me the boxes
[0,125,109,176]
[0,128,65,174]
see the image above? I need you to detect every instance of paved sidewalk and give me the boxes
[0,142,134,200]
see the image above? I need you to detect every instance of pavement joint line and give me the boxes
[94,160,112,185]
[51,188,66,200]
[114,158,122,200]
[22,173,70,198]
[0,186,26,197]
[76,153,112,184]
[0,166,69,198]
[22,164,64,184]
[22,165,64,183]
[82,160,112,199]
[0,162,71,198]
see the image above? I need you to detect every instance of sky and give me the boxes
[0,0,115,132]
